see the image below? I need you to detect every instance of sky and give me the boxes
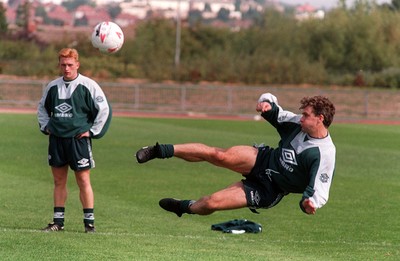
[279,0,391,9]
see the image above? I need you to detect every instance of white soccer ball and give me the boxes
[91,21,124,54]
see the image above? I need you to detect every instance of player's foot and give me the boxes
[159,198,184,217]
[42,222,64,232]
[84,223,96,233]
[135,142,160,163]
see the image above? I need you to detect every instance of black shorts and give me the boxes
[242,146,286,210]
[48,135,95,171]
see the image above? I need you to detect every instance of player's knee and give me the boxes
[53,179,67,187]
[213,150,228,164]
[53,175,67,186]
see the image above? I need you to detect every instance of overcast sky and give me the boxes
[279,0,391,9]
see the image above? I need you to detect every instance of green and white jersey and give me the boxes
[260,93,336,210]
[37,74,112,139]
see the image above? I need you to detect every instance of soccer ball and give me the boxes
[91,21,124,54]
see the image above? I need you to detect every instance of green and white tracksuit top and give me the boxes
[259,93,336,212]
[37,74,112,139]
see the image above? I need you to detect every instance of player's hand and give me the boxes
[76,131,90,139]
[256,101,272,113]
[302,199,316,215]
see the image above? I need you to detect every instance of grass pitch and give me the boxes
[0,113,399,260]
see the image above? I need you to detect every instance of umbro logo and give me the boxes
[55,102,72,113]
[282,148,297,165]
[320,173,329,183]
[250,190,260,206]
[96,96,104,103]
[77,158,90,168]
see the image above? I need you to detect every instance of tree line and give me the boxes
[2,2,400,88]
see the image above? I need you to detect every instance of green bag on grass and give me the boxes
[211,219,262,234]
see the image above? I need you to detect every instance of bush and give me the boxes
[3,5,400,88]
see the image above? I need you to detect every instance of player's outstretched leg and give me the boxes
[135,142,174,163]
[159,198,195,217]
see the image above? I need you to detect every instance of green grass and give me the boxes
[0,113,399,260]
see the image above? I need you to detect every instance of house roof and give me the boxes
[296,3,316,13]
[75,5,111,26]
[46,5,73,26]
[115,12,138,27]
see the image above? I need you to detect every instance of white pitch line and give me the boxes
[1,227,399,248]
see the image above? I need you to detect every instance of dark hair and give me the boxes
[299,96,335,127]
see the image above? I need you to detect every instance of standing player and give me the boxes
[37,48,112,232]
[135,93,336,217]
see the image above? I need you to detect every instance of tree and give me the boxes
[234,0,241,11]
[392,0,400,10]
[15,1,31,37]
[128,19,177,80]
[204,3,211,12]
[0,2,8,36]
[338,0,347,9]
[62,0,95,12]
[217,8,230,22]
[188,10,203,27]
[107,3,122,19]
